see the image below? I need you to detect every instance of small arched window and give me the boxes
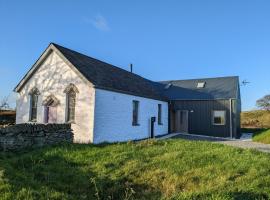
[64,84,79,123]
[29,87,40,122]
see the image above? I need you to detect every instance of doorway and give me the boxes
[42,95,59,124]
[44,105,57,123]
[175,110,189,133]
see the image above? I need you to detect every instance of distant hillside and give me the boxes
[0,109,15,127]
[241,110,270,128]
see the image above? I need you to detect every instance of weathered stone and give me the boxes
[0,123,73,151]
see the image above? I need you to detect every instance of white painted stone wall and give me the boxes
[16,51,95,143]
[93,89,168,143]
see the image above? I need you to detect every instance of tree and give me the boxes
[0,96,10,110]
[256,95,270,111]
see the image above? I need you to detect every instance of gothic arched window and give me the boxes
[29,87,40,122]
[64,84,79,123]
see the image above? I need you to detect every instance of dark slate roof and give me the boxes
[52,43,166,101]
[159,76,239,100]
[52,43,239,101]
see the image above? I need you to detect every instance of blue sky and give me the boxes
[1,0,270,110]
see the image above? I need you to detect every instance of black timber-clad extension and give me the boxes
[170,100,237,138]
[160,76,241,138]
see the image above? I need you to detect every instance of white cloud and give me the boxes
[83,14,110,31]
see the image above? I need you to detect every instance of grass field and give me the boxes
[0,110,15,127]
[241,110,270,144]
[1,139,270,200]
[241,110,270,128]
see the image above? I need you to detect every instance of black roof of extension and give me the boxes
[52,43,166,101]
[159,76,239,100]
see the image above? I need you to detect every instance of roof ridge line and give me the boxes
[159,76,239,83]
[51,43,156,83]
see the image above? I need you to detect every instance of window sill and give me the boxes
[132,123,140,126]
[158,123,163,126]
[213,124,226,126]
[66,121,76,124]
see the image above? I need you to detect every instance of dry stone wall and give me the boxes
[0,123,73,151]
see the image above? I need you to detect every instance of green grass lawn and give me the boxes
[253,129,270,144]
[1,139,270,200]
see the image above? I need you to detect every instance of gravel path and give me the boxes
[171,133,270,153]
[217,140,270,153]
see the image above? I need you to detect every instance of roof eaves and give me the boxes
[94,85,168,102]
[168,98,237,101]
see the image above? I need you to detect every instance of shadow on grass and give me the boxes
[0,142,269,200]
[252,129,269,137]
[229,191,269,200]
[175,191,269,200]
[241,128,268,134]
[0,144,161,200]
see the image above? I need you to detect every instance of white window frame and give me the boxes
[212,110,226,126]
